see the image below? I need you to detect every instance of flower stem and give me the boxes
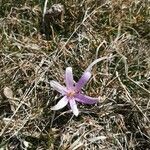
[85,55,114,72]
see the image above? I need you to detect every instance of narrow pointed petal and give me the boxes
[75,71,91,91]
[69,99,79,116]
[51,96,68,110]
[50,80,67,95]
[75,94,98,104]
[65,67,74,89]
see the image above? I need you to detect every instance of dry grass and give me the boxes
[0,0,150,149]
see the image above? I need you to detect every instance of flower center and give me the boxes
[67,90,76,98]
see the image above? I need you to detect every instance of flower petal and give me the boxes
[75,94,98,104]
[75,71,91,91]
[50,80,67,95]
[69,99,79,116]
[51,96,68,110]
[65,67,74,89]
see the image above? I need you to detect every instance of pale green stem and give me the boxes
[85,55,114,72]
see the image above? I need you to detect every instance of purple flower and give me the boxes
[50,67,98,116]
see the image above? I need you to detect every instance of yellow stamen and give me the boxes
[67,91,75,98]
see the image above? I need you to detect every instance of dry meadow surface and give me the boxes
[0,0,150,149]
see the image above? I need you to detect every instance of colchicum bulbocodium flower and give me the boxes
[50,67,98,116]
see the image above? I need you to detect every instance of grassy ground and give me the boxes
[0,0,150,149]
